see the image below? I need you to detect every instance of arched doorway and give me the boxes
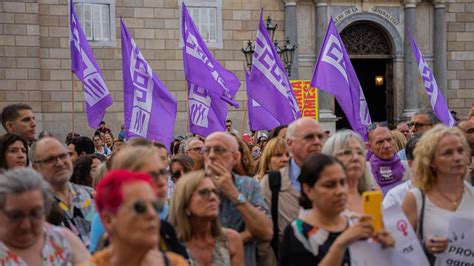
[336,22,394,129]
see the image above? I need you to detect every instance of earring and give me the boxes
[186,210,191,216]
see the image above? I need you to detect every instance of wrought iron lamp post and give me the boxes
[241,16,297,77]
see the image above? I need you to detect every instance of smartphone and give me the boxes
[362,191,383,232]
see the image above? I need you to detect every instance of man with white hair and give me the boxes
[260,117,324,259]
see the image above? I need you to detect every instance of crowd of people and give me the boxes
[0,102,473,265]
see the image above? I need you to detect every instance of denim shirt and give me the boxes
[218,173,271,266]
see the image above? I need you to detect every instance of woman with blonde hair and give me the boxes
[169,170,243,266]
[391,130,407,152]
[402,125,474,265]
[322,130,378,213]
[255,138,289,181]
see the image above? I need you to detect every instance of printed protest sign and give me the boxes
[383,204,430,265]
[436,216,474,266]
[291,80,318,121]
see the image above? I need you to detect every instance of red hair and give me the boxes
[95,170,153,213]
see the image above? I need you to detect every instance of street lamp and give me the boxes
[241,16,297,77]
[241,40,254,70]
[280,37,297,76]
[265,16,278,42]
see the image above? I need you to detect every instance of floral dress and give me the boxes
[0,225,73,266]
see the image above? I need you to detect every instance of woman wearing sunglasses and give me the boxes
[169,170,244,266]
[88,170,187,266]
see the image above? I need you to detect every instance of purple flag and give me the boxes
[246,71,280,131]
[181,4,240,136]
[69,0,112,129]
[409,32,455,127]
[121,18,177,149]
[246,10,301,130]
[311,18,371,139]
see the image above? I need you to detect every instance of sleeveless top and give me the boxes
[188,228,231,266]
[411,182,474,240]
[0,224,73,266]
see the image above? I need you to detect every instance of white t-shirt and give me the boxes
[382,180,413,209]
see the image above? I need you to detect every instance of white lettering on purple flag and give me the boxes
[184,28,233,101]
[253,30,299,119]
[189,83,211,128]
[128,38,153,137]
[70,15,109,107]
[321,35,348,83]
[417,56,439,110]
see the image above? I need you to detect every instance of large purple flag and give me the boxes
[121,18,177,149]
[69,0,112,129]
[181,4,240,136]
[311,18,371,139]
[246,10,301,131]
[409,32,455,127]
[246,71,280,131]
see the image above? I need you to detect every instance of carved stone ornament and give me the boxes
[340,23,390,55]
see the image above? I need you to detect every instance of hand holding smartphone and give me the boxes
[362,191,383,232]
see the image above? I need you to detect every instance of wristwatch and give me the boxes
[233,193,247,206]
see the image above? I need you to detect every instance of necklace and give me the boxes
[436,184,464,208]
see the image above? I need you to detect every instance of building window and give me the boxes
[179,0,223,49]
[71,0,116,47]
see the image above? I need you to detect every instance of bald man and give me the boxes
[204,132,272,266]
[31,137,95,247]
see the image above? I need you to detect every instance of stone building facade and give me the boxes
[0,0,473,140]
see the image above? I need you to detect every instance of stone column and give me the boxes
[403,0,418,118]
[315,0,337,132]
[284,0,298,79]
[433,0,447,98]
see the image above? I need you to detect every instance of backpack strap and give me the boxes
[268,170,282,259]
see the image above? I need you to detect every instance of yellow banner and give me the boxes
[291,80,319,121]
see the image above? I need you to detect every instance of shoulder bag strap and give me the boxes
[268,170,281,259]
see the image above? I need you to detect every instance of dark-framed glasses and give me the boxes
[197,188,219,199]
[407,122,432,129]
[186,147,203,153]
[2,207,45,223]
[33,153,69,165]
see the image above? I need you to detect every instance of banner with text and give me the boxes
[291,80,319,121]
[436,216,474,266]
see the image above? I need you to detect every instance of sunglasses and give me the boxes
[148,169,170,180]
[407,122,432,129]
[2,207,45,223]
[128,200,161,215]
[197,188,219,199]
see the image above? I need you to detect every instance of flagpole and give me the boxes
[71,72,75,135]
[241,100,247,136]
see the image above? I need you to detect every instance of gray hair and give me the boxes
[322,130,374,193]
[286,120,299,140]
[0,168,52,211]
[183,137,202,152]
[413,110,440,125]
